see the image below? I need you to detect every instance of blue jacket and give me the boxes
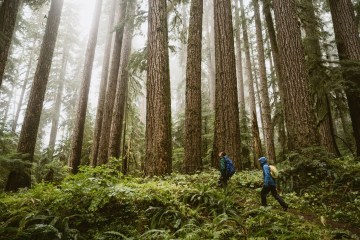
[259,157,276,187]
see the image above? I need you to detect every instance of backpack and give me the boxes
[224,156,236,177]
[269,165,279,179]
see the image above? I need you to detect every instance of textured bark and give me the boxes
[48,45,69,152]
[68,0,103,174]
[5,0,64,191]
[301,0,340,157]
[109,1,136,159]
[91,0,116,166]
[212,0,241,170]
[145,0,172,176]
[0,0,21,86]
[329,0,360,156]
[240,0,262,168]
[253,0,276,163]
[262,0,287,157]
[184,0,203,174]
[97,0,128,165]
[273,0,318,150]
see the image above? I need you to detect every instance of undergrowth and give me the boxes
[0,156,359,239]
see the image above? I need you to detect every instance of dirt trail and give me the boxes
[287,208,360,238]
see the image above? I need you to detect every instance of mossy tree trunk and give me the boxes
[300,0,340,156]
[5,0,64,191]
[0,0,21,86]
[273,0,318,150]
[329,0,360,156]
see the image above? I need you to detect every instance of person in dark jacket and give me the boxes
[259,156,288,211]
[218,151,229,187]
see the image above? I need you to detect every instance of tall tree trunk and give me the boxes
[234,1,251,168]
[212,0,241,170]
[184,0,203,174]
[48,44,69,152]
[91,0,116,166]
[234,1,245,119]
[273,0,318,150]
[68,0,103,174]
[145,0,172,176]
[12,40,36,132]
[97,0,127,165]
[329,0,360,156]
[204,0,215,109]
[240,0,262,168]
[301,0,340,156]
[0,0,21,87]
[109,1,136,159]
[253,0,276,163]
[5,0,64,192]
[263,0,287,158]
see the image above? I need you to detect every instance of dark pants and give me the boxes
[218,174,229,187]
[261,185,288,209]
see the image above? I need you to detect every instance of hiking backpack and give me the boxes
[269,165,279,179]
[224,156,236,177]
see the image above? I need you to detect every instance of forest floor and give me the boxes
[0,162,359,239]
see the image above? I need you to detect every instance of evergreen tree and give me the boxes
[184,0,203,174]
[145,0,172,176]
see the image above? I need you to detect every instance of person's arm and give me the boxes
[220,157,226,175]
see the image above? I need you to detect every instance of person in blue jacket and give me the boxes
[259,156,288,211]
[218,151,229,187]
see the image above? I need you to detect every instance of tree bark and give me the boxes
[97,0,128,165]
[5,0,64,192]
[48,44,69,152]
[239,0,262,168]
[212,0,241,170]
[184,0,203,174]
[301,0,340,157]
[262,0,287,158]
[273,0,318,150]
[329,0,360,156]
[68,0,103,174]
[0,0,21,87]
[91,0,116,166]
[145,0,172,176]
[109,1,136,159]
[253,0,276,163]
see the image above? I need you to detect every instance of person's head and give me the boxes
[258,156,267,166]
[218,151,226,157]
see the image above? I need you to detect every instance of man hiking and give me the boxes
[259,156,288,211]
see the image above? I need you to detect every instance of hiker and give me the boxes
[258,156,288,211]
[218,151,235,187]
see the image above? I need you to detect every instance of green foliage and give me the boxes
[0,156,359,239]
